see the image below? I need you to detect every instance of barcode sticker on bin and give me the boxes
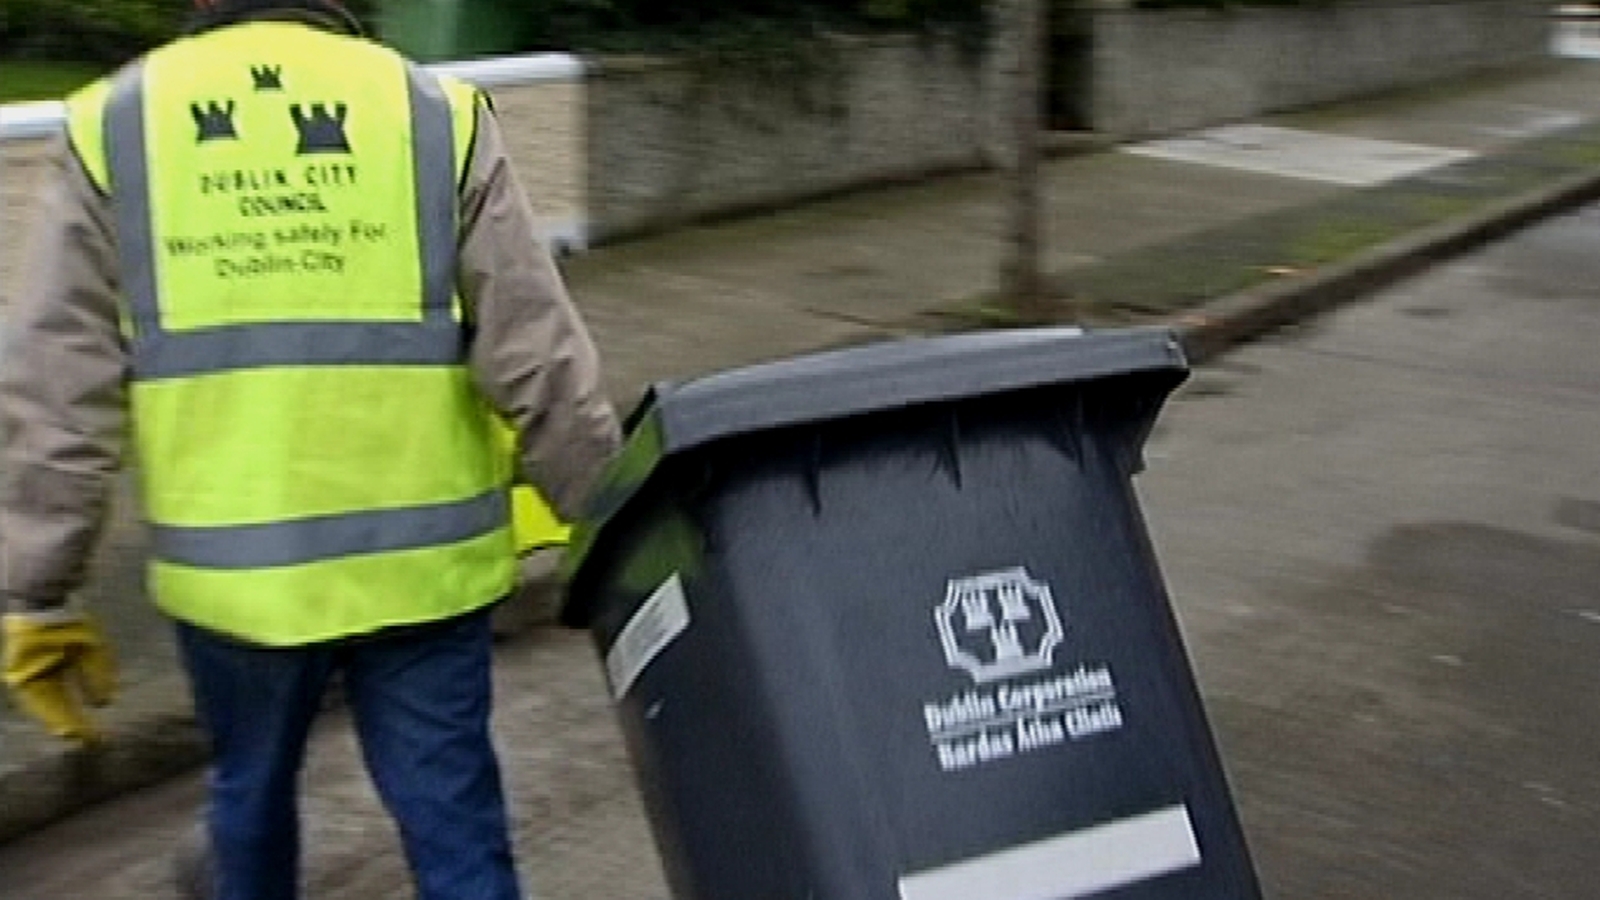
[605,572,691,699]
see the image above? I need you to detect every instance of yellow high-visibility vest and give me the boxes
[67,21,562,645]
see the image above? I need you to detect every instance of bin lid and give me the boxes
[561,326,1188,623]
[637,325,1184,455]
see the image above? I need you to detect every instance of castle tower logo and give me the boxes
[251,65,284,91]
[291,103,351,155]
[935,567,1065,684]
[190,100,238,143]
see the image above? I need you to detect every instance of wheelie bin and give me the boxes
[563,326,1262,900]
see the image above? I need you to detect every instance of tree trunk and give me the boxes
[1001,0,1047,317]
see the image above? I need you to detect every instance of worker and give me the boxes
[0,2,622,899]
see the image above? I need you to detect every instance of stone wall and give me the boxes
[583,36,999,243]
[1086,0,1552,138]
[476,79,588,251]
[579,2,1550,240]
[0,141,51,310]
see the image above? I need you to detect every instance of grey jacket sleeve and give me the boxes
[0,136,129,614]
[457,99,622,522]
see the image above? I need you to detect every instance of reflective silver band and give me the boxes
[152,488,509,570]
[105,64,160,338]
[103,62,463,376]
[133,319,463,379]
[406,62,457,321]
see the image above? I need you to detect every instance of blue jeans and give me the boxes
[176,609,522,900]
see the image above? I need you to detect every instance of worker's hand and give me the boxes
[2,611,116,745]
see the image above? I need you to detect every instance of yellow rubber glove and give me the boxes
[2,612,116,744]
[511,484,570,556]
[494,416,571,556]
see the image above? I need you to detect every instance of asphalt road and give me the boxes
[1139,201,1600,898]
[2,203,1598,898]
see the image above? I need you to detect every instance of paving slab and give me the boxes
[1126,125,1477,186]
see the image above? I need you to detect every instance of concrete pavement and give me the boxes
[2,52,1600,894]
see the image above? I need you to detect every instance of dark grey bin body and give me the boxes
[564,327,1261,900]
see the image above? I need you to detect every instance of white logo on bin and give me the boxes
[936,567,1064,684]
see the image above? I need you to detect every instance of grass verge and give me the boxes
[0,60,107,103]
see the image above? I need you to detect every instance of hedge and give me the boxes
[0,0,380,62]
[0,0,981,62]
[1,0,1334,65]
[0,0,181,60]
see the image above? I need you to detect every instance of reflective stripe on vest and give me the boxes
[152,488,508,569]
[104,62,461,381]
